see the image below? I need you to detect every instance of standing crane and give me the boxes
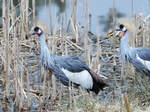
[32,26,107,94]
[116,24,150,76]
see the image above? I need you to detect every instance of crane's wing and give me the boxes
[135,47,150,61]
[128,56,150,76]
[50,64,69,86]
[54,56,93,89]
[55,56,90,72]
[54,56,107,91]
[130,48,150,76]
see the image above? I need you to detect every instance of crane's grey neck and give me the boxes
[120,31,132,62]
[40,33,55,68]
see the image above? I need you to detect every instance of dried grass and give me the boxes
[0,0,150,111]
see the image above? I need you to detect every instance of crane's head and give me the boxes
[32,26,43,36]
[118,24,127,34]
[114,24,127,37]
[106,24,128,41]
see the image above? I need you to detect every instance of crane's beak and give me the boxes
[115,29,122,36]
[105,30,114,38]
[105,27,121,38]
[105,28,122,42]
[26,32,36,39]
[32,32,37,35]
[116,29,122,31]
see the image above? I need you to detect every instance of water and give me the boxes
[37,0,150,35]
[0,0,150,35]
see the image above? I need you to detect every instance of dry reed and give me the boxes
[1,0,150,111]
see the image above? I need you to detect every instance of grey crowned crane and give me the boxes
[32,26,108,94]
[116,24,150,77]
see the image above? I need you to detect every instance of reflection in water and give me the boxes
[34,0,66,15]
[99,8,125,32]
[37,0,67,33]
[37,0,150,35]
[1,0,150,34]
[0,0,66,29]
[51,0,66,14]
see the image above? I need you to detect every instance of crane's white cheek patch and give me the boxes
[61,68,93,89]
[38,29,42,34]
[136,54,150,70]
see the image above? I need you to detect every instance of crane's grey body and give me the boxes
[40,34,70,85]
[119,25,150,76]
[55,56,94,89]
[40,33,93,88]
[32,26,107,94]
[55,56,90,72]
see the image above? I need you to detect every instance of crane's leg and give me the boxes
[47,69,52,86]
[87,89,90,93]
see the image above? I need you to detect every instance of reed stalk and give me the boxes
[1,0,150,111]
[83,0,89,65]
[13,37,20,108]
[32,0,35,25]
[26,69,31,108]
[3,0,10,98]
[68,80,72,108]
[112,0,118,99]
[72,83,77,112]
[42,68,46,102]
[49,0,53,34]
[25,0,29,31]
[124,95,131,112]
[120,63,124,112]
[20,0,26,40]
[51,14,57,100]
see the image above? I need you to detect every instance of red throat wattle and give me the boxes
[123,32,126,36]
[37,33,41,37]
[122,32,126,36]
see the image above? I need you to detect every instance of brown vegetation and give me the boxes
[0,0,150,111]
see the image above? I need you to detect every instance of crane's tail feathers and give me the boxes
[89,70,108,94]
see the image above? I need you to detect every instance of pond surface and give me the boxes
[37,0,150,35]
[0,0,150,35]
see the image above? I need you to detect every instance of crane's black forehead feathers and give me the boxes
[34,26,40,32]
[119,24,127,32]
[32,26,43,36]
[119,24,124,30]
